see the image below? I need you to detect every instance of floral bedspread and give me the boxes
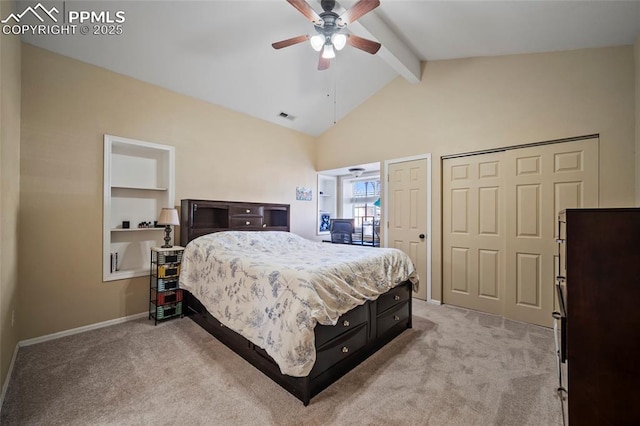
[179,231,419,377]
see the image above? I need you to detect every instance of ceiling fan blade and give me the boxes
[318,52,330,71]
[272,35,309,50]
[337,0,380,26]
[287,0,324,25]
[347,34,381,54]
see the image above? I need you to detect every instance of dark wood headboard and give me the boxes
[179,199,290,245]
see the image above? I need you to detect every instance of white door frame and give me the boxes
[383,154,434,304]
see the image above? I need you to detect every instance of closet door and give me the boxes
[442,152,505,316]
[443,137,598,326]
[503,138,598,326]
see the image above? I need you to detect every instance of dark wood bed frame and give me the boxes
[179,199,413,405]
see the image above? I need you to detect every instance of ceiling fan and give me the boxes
[272,0,382,70]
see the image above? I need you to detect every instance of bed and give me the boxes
[178,199,419,405]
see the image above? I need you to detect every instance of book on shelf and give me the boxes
[110,252,118,273]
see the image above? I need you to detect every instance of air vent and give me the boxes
[278,111,295,120]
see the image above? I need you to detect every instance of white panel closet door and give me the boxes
[443,137,598,326]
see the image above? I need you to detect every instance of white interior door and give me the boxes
[386,156,431,301]
[442,152,506,316]
[503,139,598,326]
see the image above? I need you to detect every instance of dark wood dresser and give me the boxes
[559,208,640,424]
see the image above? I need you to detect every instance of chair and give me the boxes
[330,219,354,244]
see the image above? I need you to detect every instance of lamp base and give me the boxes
[162,225,173,248]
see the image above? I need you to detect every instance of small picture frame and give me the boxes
[296,187,312,201]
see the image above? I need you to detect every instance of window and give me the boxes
[347,178,380,243]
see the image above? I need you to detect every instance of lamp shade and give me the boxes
[157,208,179,226]
[322,43,335,59]
[310,34,324,51]
[331,33,347,51]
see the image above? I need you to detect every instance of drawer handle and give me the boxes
[394,295,401,301]
[245,221,251,225]
[341,346,349,353]
[219,323,225,327]
[246,209,251,213]
[343,320,350,327]
[393,315,400,321]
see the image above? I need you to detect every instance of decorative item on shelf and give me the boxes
[348,167,365,178]
[320,213,331,232]
[122,221,130,229]
[157,208,180,248]
[374,198,381,207]
[110,252,118,272]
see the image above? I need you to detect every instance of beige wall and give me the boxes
[19,44,316,340]
[636,34,640,205]
[0,1,21,395]
[316,46,636,301]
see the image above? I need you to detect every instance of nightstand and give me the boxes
[149,246,184,325]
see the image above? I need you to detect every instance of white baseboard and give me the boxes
[429,299,442,305]
[0,343,20,415]
[20,311,148,347]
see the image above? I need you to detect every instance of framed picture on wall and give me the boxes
[296,187,312,201]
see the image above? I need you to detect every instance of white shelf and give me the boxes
[112,185,168,191]
[107,268,150,280]
[317,174,337,235]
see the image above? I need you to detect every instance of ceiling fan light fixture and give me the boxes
[322,43,336,59]
[310,34,324,51]
[331,33,347,51]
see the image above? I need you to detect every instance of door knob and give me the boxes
[419,234,425,239]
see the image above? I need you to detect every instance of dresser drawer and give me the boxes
[230,205,264,217]
[157,264,180,278]
[311,323,368,379]
[377,300,410,338]
[377,284,410,314]
[315,303,369,348]
[230,217,264,228]
[151,277,179,291]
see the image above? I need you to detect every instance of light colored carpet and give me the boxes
[1,300,562,425]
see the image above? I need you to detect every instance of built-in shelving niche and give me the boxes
[103,135,175,282]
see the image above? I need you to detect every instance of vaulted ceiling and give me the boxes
[18,0,640,136]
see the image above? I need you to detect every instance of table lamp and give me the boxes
[157,208,180,248]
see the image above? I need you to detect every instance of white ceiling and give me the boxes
[17,0,640,136]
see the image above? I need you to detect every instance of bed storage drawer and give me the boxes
[230,206,264,217]
[376,300,410,338]
[311,324,368,378]
[377,284,410,313]
[230,217,264,228]
[315,303,369,347]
